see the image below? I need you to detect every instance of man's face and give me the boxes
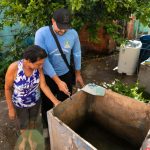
[52,19,68,36]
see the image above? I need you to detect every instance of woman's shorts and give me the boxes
[14,100,41,130]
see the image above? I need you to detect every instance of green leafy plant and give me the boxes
[102,79,150,103]
[0,0,66,31]
[68,0,150,43]
[1,0,150,42]
[0,29,33,89]
[0,0,150,89]
[0,1,66,90]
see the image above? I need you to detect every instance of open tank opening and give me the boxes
[74,116,139,150]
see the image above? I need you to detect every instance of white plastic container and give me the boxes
[118,40,142,75]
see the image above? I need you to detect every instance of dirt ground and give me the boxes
[0,52,137,150]
[82,52,137,85]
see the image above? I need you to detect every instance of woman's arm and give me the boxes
[39,68,61,106]
[5,62,17,120]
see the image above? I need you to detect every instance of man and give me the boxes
[34,8,84,131]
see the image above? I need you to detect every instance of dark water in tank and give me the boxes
[75,119,139,150]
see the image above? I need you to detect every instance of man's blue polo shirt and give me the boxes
[35,26,81,78]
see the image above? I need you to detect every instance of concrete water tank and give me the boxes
[118,40,142,75]
[47,89,150,150]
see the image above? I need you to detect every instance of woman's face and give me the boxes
[28,58,45,70]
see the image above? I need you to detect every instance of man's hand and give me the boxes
[57,80,70,95]
[75,71,84,87]
[52,75,70,95]
[8,108,16,120]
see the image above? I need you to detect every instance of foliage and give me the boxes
[0,0,66,31]
[102,79,150,103]
[0,0,150,39]
[0,29,33,89]
[68,0,150,43]
[135,0,150,27]
[0,0,150,89]
[0,0,65,89]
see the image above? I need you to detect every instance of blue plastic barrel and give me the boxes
[139,35,150,63]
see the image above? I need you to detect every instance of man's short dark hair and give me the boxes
[23,45,47,63]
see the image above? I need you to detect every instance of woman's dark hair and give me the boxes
[23,45,47,63]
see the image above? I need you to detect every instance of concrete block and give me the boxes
[138,63,150,94]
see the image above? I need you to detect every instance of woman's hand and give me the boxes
[54,100,61,107]
[8,108,16,120]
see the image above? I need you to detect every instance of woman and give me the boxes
[5,45,60,149]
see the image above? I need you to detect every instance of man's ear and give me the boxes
[52,18,55,24]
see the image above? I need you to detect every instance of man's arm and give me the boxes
[39,69,61,106]
[52,75,70,95]
[72,30,84,87]
[35,29,70,94]
[5,62,17,120]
